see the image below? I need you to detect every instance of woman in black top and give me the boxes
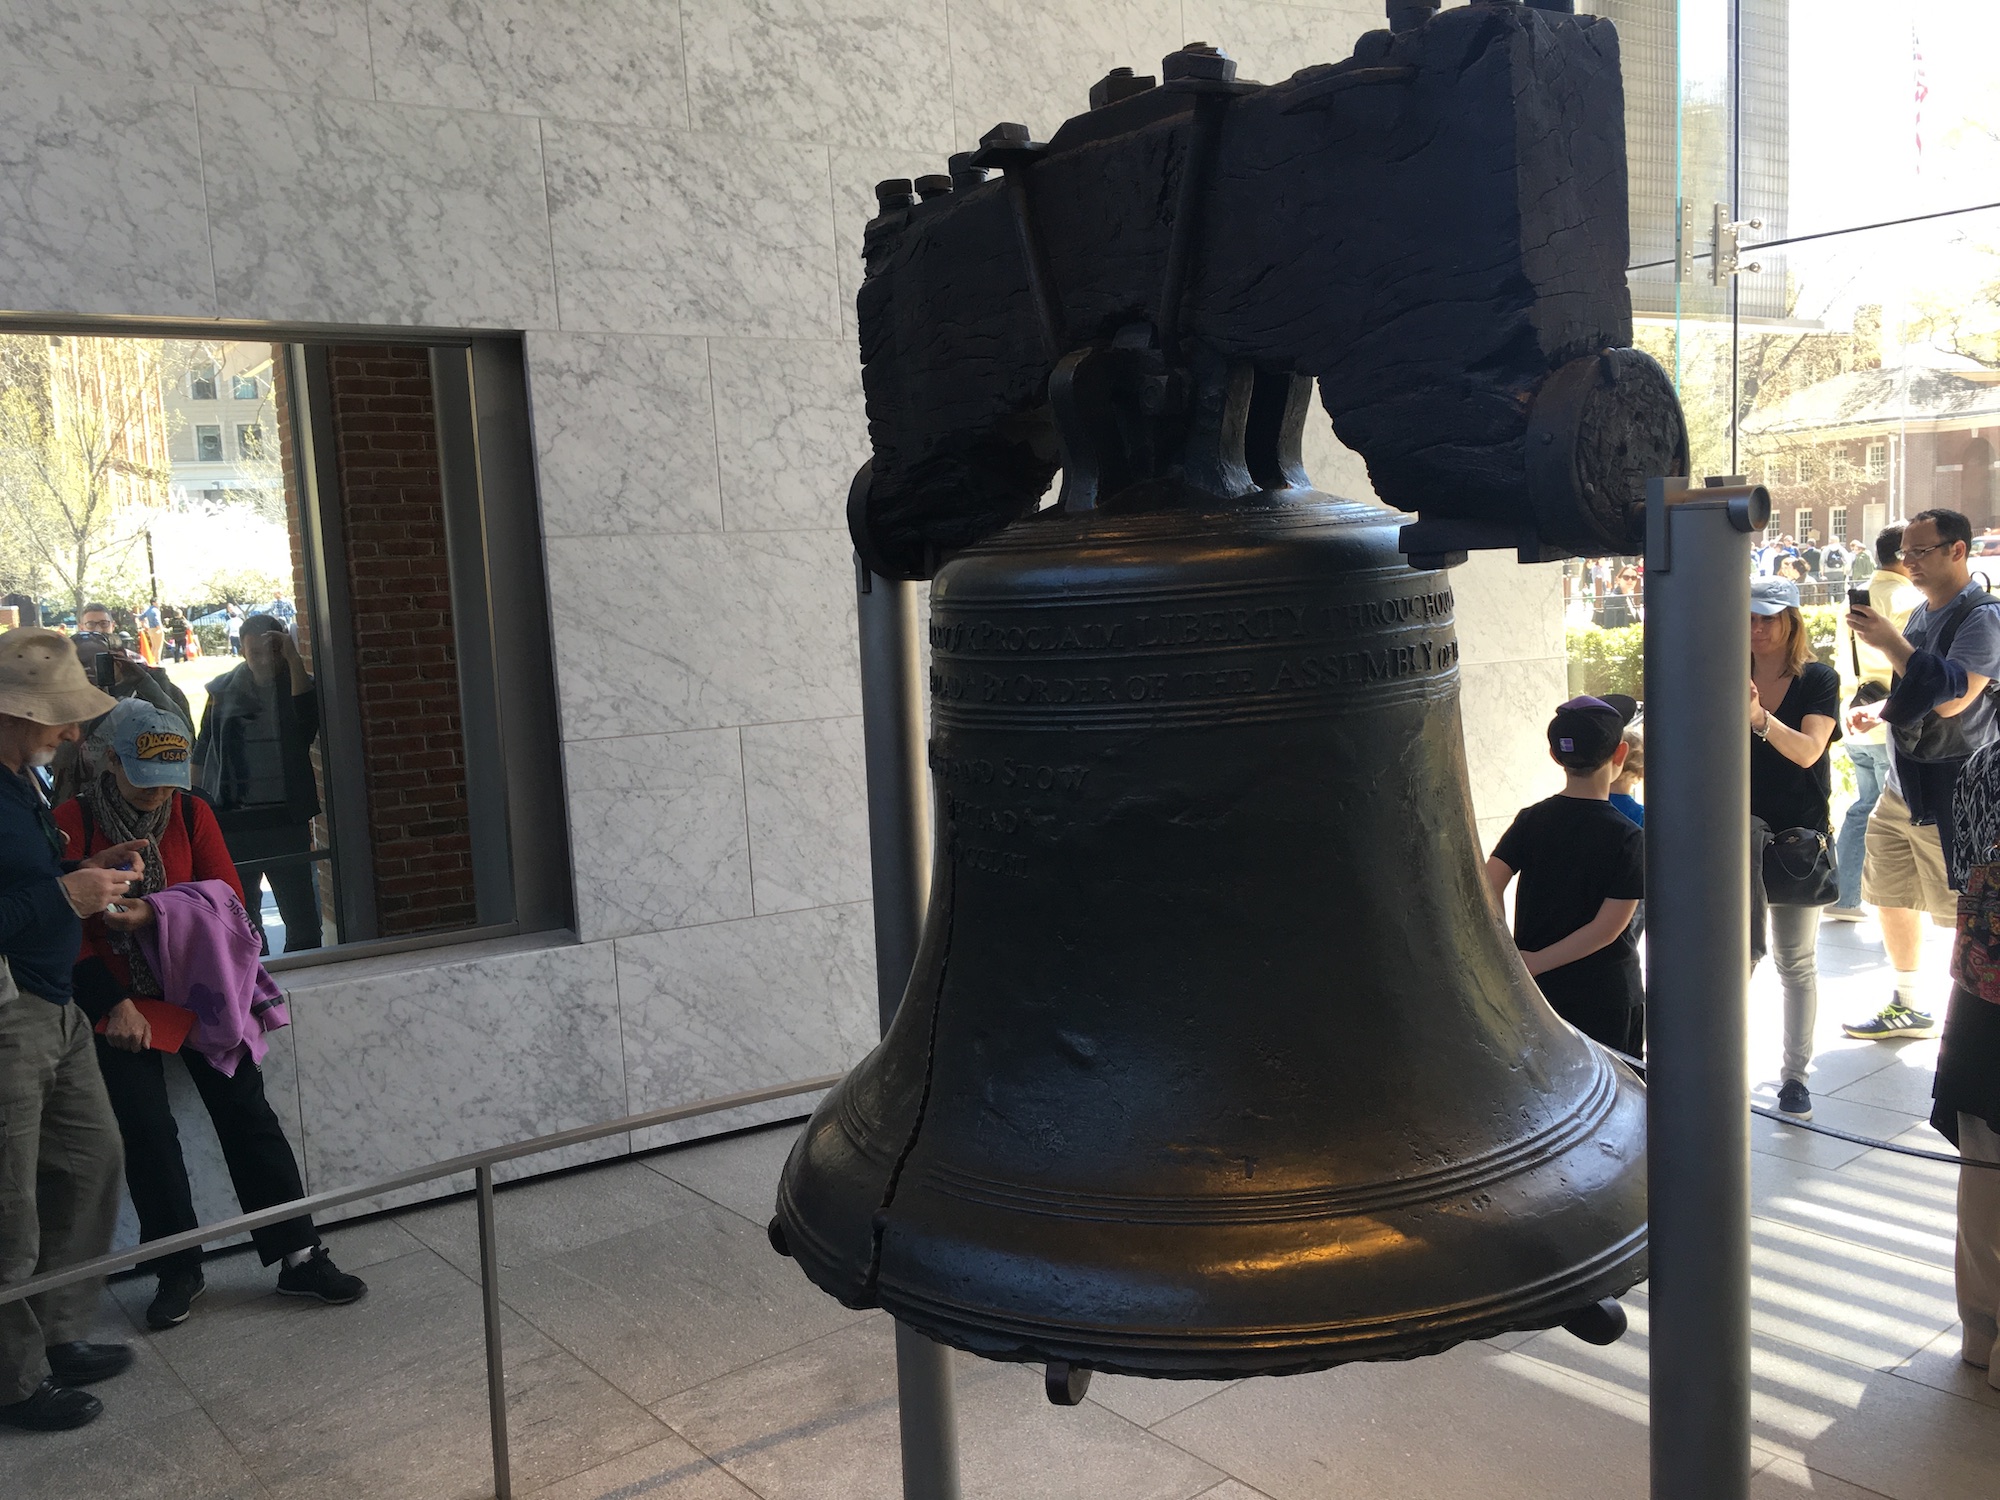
[1749,578,1841,1119]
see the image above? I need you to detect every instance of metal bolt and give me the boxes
[914,174,953,201]
[873,178,918,213]
[981,121,1032,149]
[948,152,990,189]
[1162,43,1237,83]
[1387,0,1442,31]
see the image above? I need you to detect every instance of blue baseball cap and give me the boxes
[1751,577,1800,615]
[98,698,192,788]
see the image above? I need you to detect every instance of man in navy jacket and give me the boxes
[0,627,147,1432]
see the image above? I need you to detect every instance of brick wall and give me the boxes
[326,346,478,936]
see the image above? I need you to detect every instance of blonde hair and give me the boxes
[1619,722,1644,777]
[1775,606,1815,676]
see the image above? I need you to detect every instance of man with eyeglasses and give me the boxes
[1846,509,2000,1039]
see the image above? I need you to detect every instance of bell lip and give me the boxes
[871,1229,1649,1380]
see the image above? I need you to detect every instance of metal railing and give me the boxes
[1,1073,843,1499]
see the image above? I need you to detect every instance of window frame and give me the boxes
[193,422,222,461]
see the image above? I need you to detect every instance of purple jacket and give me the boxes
[136,879,290,1077]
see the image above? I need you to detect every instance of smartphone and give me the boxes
[91,650,116,689]
[1849,584,1870,610]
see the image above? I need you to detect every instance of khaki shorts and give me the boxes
[1861,785,1956,926]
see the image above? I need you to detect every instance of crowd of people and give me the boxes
[0,611,356,1434]
[1571,528,1881,629]
[1495,506,2000,1396]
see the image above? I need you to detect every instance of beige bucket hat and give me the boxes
[0,626,119,725]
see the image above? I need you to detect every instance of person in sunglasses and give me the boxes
[1846,509,2000,1042]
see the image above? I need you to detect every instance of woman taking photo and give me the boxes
[1750,577,1842,1121]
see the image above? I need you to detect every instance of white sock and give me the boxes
[1894,971,1920,1008]
[283,1248,315,1268]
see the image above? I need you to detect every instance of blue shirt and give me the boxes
[1886,580,2000,797]
[0,765,80,1003]
[1609,792,1645,828]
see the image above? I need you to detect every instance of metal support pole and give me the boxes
[475,1164,513,1500]
[856,554,963,1500]
[1644,476,1768,1500]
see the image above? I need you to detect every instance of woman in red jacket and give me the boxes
[57,700,364,1330]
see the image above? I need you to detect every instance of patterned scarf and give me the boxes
[80,769,170,998]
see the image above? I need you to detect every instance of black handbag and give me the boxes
[1761,825,1838,908]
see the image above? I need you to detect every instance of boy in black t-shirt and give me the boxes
[1486,695,1647,1054]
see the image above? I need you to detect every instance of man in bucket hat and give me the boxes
[0,627,150,1431]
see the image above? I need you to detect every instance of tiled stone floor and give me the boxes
[8,915,1996,1499]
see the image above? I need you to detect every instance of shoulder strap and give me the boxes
[80,800,97,852]
[1931,589,1993,661]
[181,791,197,841]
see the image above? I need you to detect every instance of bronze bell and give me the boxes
[772,487,1649,1380]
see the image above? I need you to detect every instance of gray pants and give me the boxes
[1764,904,1822,1086]
[0,989,124,1402]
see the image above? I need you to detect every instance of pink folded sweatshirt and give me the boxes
[136,879,290,1077]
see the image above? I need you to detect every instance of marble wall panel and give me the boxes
[741,716,870,914]
[290,940,627,1203]
[0,1,374,99]
[709,337,868,532]
[565,728,754,943]
[1182,0,1377,79]
[1457,657,1570,831]
[0,68,212,318]
[684,0,953,152]
[1451,555,1568,667]
[368,0,688,127]
[1298,406,1378,503]
[947,0,1184,150]
[617,904,877,1149]
[828,146,938,339]
[201,88,557,328]
[546,529,859,740]
[526,331,721,538]
[544,120,838,339]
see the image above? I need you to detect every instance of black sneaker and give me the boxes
[275,1247,367,1305]
[42,1342,132,1386]
[1842,1000,1940,1040]
[147,1269,206,1330]
[1776,1080,1813,1121]
[0,1378,102,1431]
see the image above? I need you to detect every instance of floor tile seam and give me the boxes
[501,1418,683,1499]
[1739,1313,1965,1380]
[1496,1338,1918,1460]
[1878,1360,2000,1415]
[1749,1209,1960,1278]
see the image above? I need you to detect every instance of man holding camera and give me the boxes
[1845,510,2000,1039]
[50,606,193,806]
[0,627,148,1431]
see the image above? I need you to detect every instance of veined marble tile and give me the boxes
[1458,657,1570,830]
[289,939,626,1200]
[368,0,688,127]
[1298,400,1379,503]
[544,120,839,340]
[684,0,953,152]
[565,727,754,944]
[709,337,868,532]
[202,88,557,328]
[617,904,877,1149]
[0,68,212,317]
[0,1,373,99]
[546,529,860,740]
[1452,554,1568,666]
[947,0,1184,151]
[1182,0,1377,82]
[527,331,722,538]
[741,716,870,914]
[828,146,937,340]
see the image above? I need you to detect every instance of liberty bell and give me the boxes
[773,5,1687,1384]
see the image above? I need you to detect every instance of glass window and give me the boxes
[1830,506,1848,542]
[1794,507,1813,539]
[1867,441,1888,479]
[0,332,569,961]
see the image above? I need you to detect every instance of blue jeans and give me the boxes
[1839,743,1890,909]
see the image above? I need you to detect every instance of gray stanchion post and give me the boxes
[856,555,964,1500]
[1644,476,1769,1500]
[475,1163,512,1500]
